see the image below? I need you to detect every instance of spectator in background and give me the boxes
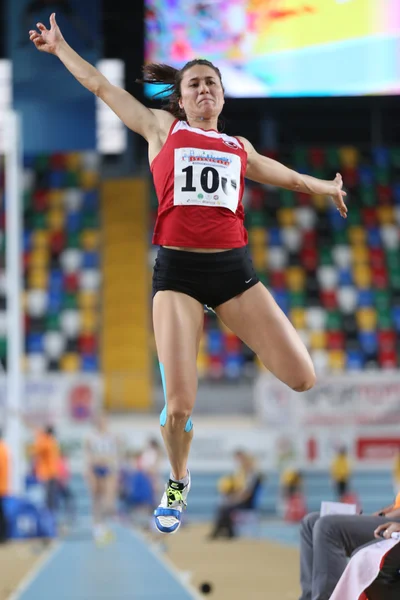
[139,438,163,501]
[0,429,9,543]
[209,449,263,540]
[31,425,60,514]
[392,447,400,495]
[331,446,351,500]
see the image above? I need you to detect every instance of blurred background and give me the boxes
[0,0,400,599]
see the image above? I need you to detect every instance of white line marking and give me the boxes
[124,526,203,599]
[7,541,62,600]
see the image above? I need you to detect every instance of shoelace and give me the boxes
[167,486,186,508]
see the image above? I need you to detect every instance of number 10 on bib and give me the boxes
[174,148,241,213]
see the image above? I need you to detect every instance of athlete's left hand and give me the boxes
[329,173,347,218]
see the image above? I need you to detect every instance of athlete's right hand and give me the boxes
[29,13,64,55]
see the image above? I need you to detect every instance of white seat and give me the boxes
[60,249,82,274]
[63,189,83,212]
[317,266,338,290]
[306,307,326,330]
[26,353,47,375]
[26,290,48,317]
[60,310,81,338]
[311,350,329,375]
[79,269,101,291]
[281,227,302,252]
[43,331,65,360]
[23,168,36,191]
[337,286,357,314]
[295,207,317,230]
[332,245,352,269]
[81,151,100,171]
[268,247,287,271]
[0,311,6,336]
[380,225,399,249]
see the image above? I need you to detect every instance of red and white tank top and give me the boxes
[151,119,248,248]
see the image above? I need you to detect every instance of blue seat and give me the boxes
[26,333,44,353]
[268,227,282,247]
[272,290,290,314]
[329,206,347,230]
[392,306,400,332]
[82,251,99,269]
[358,289,374,307]
[359,165,374,186]
[346,349,364,370]
[224,353,244,379]
[23,231,32,252]
[81,354,99,372]
[48,269,63,291]
[66,212,82,233]
[366,227,381,248]
[373,147,389,168]
[358,331,378,354]
[208,330,223,355]
[48,170,65,189]
[83,191,99,212]
[48,290,62,313]
[338,268,353,286]
[393,183,400,205]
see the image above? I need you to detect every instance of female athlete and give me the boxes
[30,14,347,535]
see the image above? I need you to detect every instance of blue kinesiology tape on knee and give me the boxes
[159,362,193,433]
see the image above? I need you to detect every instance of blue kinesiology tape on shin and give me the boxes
[159,362,193,433]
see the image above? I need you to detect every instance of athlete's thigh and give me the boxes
[153,291,204,409]
[215,282,315,390]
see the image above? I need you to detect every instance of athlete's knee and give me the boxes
[166,403,193,422]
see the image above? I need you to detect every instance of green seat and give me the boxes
[280,189,295,207]
[325,147,339,169]
[375,167,390,186]
[257,272,269,287]
[347,206,361,226]
[319,246,333,266]
[65,171,79,187]
[293,147,308,168]
[333,230,348,245]
[0,338,6,359]
[67,232,81,248]
[35,154,50,172]
[377,308,392,329]
[375,290,391,311]
[326,310,342,331]
[386,250,400,270]
[390,147,400,168]
[360,186,376,207]
[46,314,60,330]
[63,293,78,310]
[24,190,32,211]
[246,211,267,227]
[289,291,306,307]
[82,213,99,229]
[390,272,400,291]
[32,212,47,230]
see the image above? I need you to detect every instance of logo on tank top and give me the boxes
[222,139,240,150]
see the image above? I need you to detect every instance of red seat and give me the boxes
[302,230,317,248]
[378,330,396,350]
[249,187,264,209]
[33,190,48,212]
[50,153,67,169]
[296,192,312,206]
[327,331,345,350]
[341,167,358,188]
[309,148,325,168]
[320,290,338,310]
[50,231,66,255]
[379,349,397,369]
[78,333,97,355]
[371,265,388,289]
[271,270,286,290]
[300,247,318,271]
[362,208,378,227]
[369,247,385,268]
[376,184,392,204]
[225,333,241,353]
[64,273,79,293]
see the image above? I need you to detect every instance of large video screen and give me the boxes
[145,0,400,98]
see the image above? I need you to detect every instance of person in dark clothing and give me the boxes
[209,450,263,540]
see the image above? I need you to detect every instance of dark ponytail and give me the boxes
[136,59,224,121]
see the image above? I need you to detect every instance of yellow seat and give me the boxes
[328,350,345,371]
[47,190,64,209]
[356,307,377,330]
[80,170,99,190]
[47,208,65,231]
[78,291,97,310]
[348,226,366,246]
[353,264,371,288]
[81,309,98,333]
[310,331,327,350]
[197,350,209,378]
[290,308,306,330]
[28,268,48,290]
[80,229,100,251]
[312,194,326,210]
[252,245,267,271]
[277,208,295,227]
[248,227,266,246]
[64,153,81,171]
[351,245,369,265]
[60,353,81,372]
[286,266,306,291]
[29,248,49,269]
[31,230,49,249]
[377,206,394,225]
[339,146,359,169]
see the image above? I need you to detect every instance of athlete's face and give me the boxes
[179,65,225,122]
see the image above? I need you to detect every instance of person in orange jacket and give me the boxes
[0,428,9,543]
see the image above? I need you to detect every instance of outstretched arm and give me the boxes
[29,13,167,141]
[238,136,347,218]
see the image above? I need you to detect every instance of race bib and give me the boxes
[174,147,241,213]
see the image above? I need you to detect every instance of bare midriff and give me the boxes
[163,246,231,253]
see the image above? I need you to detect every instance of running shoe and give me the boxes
[154,471,191,534]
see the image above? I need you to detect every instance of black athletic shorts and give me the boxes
[152,246,259,309]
